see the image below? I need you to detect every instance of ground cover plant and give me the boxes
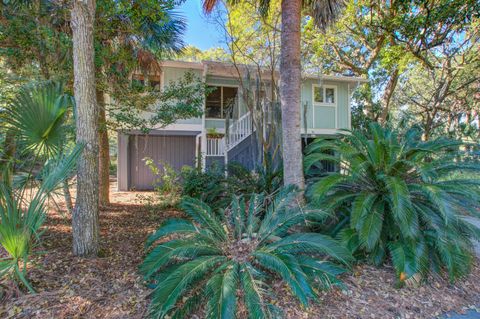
[305,123,480,284]
[141,187,352,318]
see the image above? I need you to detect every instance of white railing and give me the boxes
[227,112,253,151]
[206,137,225,156]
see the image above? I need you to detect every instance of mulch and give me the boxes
[1,183,479,318]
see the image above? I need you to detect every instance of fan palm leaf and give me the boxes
[6,81,73,158]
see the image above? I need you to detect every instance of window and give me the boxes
[326,88,335,103]
[206,86,238,119]
[314,86,324,103]
[313,85,336,105]
[132,75,161,91]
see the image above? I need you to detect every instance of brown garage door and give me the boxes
[129,135,196,190]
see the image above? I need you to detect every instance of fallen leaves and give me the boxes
[0,180,479,318]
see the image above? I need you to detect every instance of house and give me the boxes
[117,60,367,191]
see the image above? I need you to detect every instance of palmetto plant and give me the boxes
[305,123,480,283]
[6,81,73,158]
[0,148,81,292]
[141,187,352,318]
[0,81,79,291]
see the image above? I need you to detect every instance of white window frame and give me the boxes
[205,84,239,121]
[312,84,338,129]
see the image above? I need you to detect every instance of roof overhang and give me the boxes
[157,60,368,83]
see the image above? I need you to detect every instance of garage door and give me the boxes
[129,135,196,190]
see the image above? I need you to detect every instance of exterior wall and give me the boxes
[117,132,130,191]
[117,130,199,191]
[227,134,258,171]
[139,66,352,134]
[161,66,203,125]
[205,156,224,170]
[301,79,351,133]
[128,134,196,190]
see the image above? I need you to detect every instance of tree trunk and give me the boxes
[279,0,304,190]
[378,68,399,124]
[71,0,99,257]
[97,89,110,206]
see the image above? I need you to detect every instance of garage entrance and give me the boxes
[118,133,197,190]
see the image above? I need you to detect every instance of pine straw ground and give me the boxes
[1,180,479,319]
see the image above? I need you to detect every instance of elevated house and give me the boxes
[117,60,367,191]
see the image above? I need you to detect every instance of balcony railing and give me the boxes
[206,137,225,156]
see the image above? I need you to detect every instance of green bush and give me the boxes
[180,158,283,211]
[141,188,352,318]
[180,164,231,210]
[143,157,183,207]
[305,123,480,283]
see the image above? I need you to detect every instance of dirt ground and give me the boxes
[1,180,479,319]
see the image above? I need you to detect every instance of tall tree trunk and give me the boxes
[378,68,399,124]
[97,89,110,206]
[71,0,99,257]
[279,0,304,190]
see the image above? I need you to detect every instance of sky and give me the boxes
[178,0,225,50]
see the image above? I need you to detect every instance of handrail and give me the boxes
[226,112,253,151]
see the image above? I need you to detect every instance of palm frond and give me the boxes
[306,122,480,281]
[143,189,350,317]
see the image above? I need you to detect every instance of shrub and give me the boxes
[305,123,480,283]
[180,164,231,210]
[141,188,352,318]
[143,157,183,207]
[181,159,283,212]
[227,156,283,196]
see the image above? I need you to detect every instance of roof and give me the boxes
[159,60,368,83]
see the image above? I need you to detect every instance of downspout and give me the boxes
[201,62,208,171]
[348,83,352,130]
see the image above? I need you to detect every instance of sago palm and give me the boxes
[305,123,480,283]
[141,187,352,318]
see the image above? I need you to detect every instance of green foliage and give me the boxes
[143,157,182,207]
[0,146,81,292]
[181,159,283,212]
[180,164,231,211]
[141,188,352,318]
[305,123,480,283]
[0,81,79,292]
[228,157,283,196]
[303,0,479,130]
[6,81,73,158]
[111,72,208,132]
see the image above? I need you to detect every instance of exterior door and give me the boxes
[129,135,196,190]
